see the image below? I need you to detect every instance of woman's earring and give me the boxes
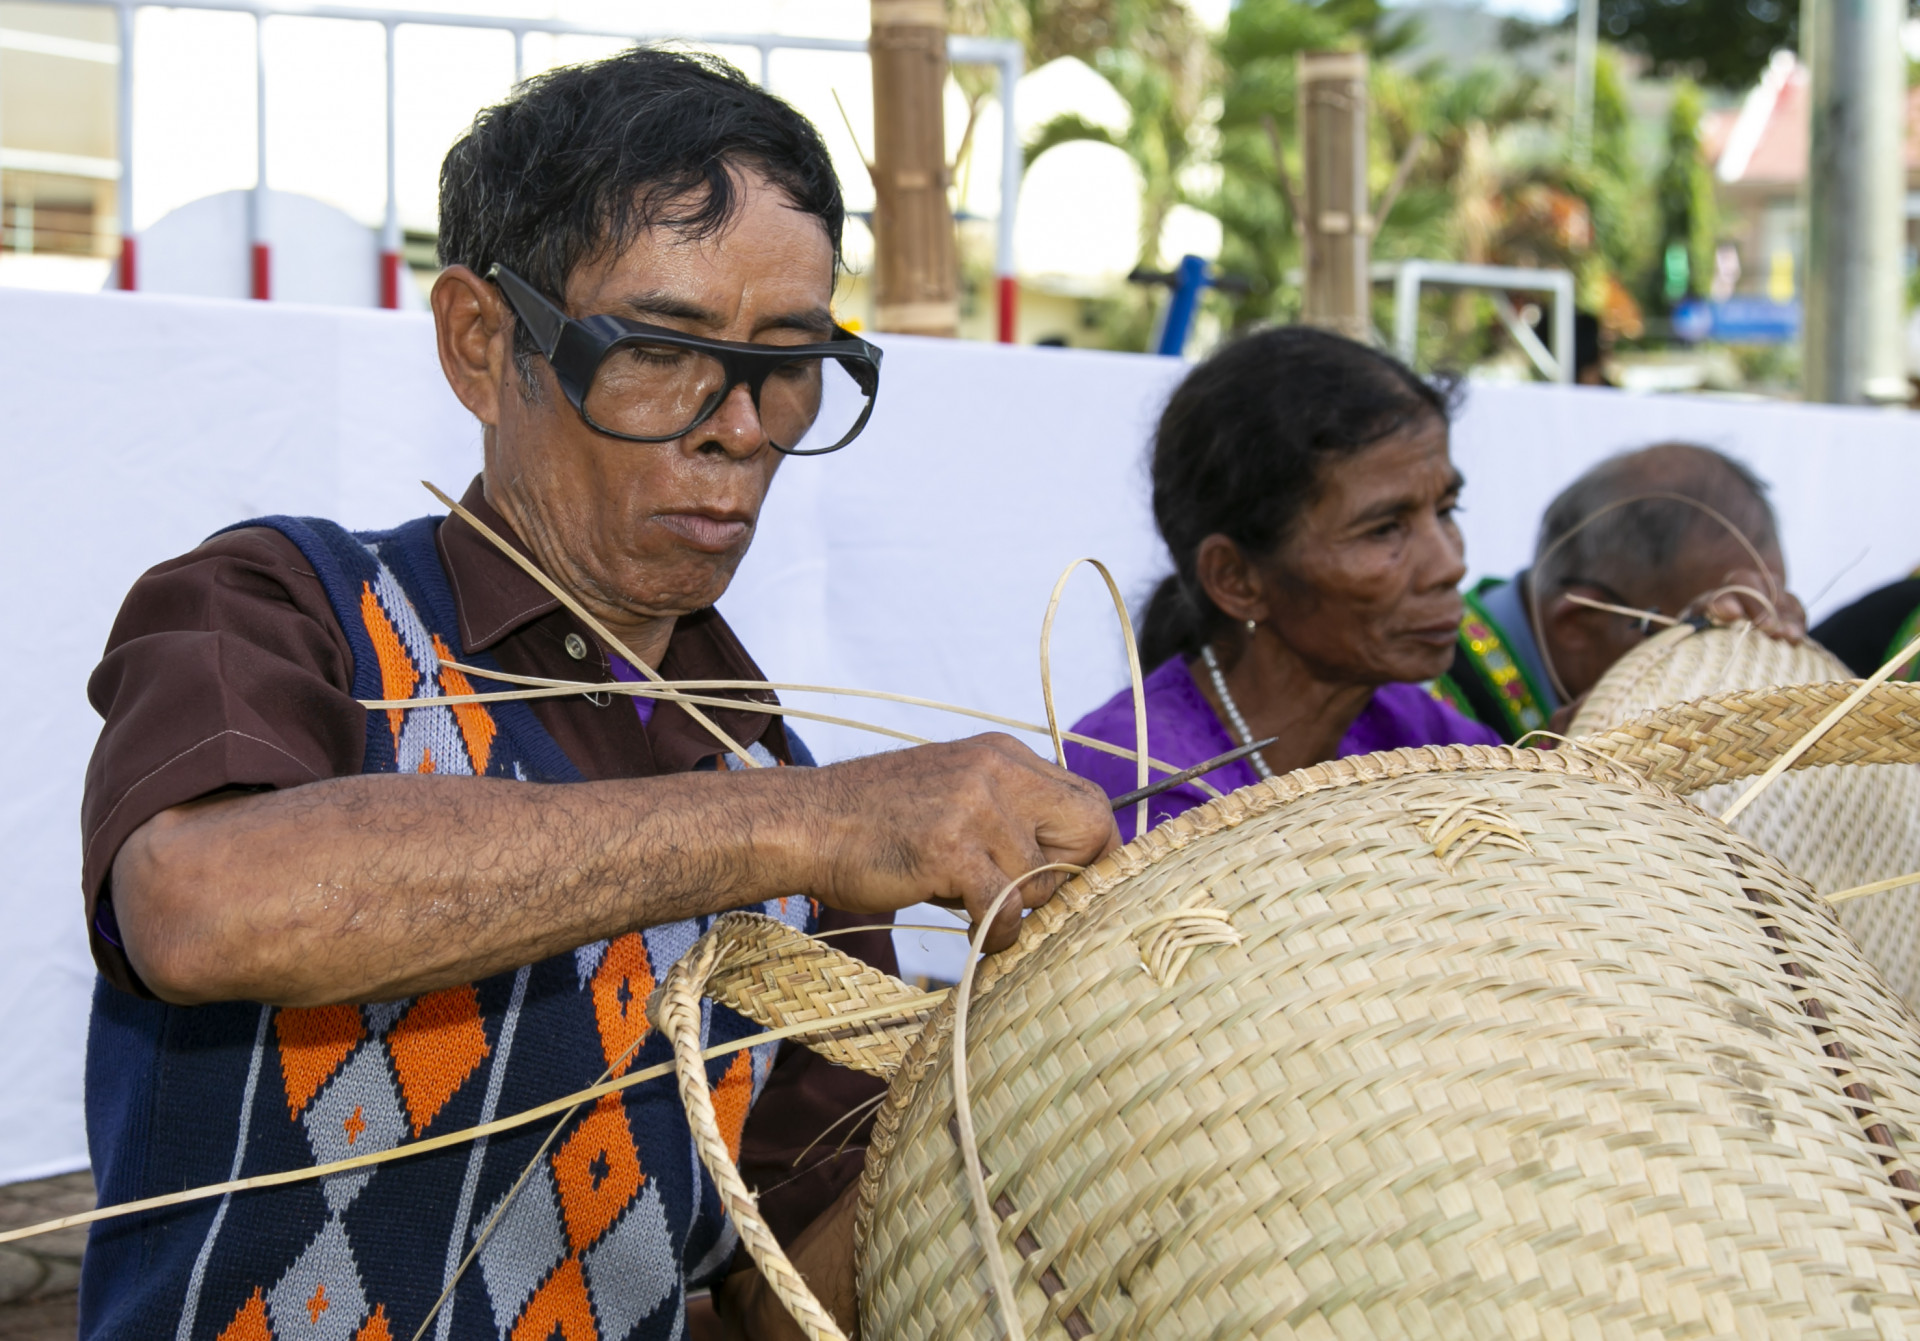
[1245,619,1258,634]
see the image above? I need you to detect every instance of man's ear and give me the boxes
[431,265,511,428]
[1537,588,1629,701]
[1194,534,1269,624]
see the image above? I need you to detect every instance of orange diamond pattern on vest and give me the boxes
[386,984,490,1137]
[217,1287,275,1341]
[434,633,497,774]
[276,1005,367,1118]
[512,1258,599,1341]
[710,1051,754,1163]
[590,934,654,1078]
[551,1094,644,1255]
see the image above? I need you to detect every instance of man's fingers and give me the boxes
[956,845,1085,955]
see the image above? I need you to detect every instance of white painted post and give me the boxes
[1551,270,1575,383]
[380,20,400,308]
[116,1,136,288]
[1393,263,1423,367]
[250,11,269,299]
[994,46,1020,342]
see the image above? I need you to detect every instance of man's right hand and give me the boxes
[787,734,1121,954]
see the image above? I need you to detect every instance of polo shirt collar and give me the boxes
[436,476,562,654]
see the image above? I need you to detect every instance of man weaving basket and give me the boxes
[76,49,1117,1341]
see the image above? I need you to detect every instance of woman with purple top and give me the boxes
[1069,327,1499,840]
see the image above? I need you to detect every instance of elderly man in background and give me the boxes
[1437,442,1806,739]
[78,49,1115,1341]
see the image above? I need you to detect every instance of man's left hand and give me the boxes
[1692,568,1806,644]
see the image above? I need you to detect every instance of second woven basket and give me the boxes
[1571,622,1920,1008]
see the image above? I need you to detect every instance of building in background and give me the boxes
[0,2,120,289]
[1702,50,1920,304]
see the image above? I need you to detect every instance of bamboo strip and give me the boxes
[367,663,1222,796]
[439,663,1219,793]
[949,865,1083,1341]
[0,991,944,1248]
[1040,559,1150,835]
[365,681,933,747]
[1827,872,1920,905]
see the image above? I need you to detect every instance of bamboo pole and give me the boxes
[1296,51,1371,342]
[869,0,958,336]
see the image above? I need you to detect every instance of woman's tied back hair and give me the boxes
[437,46,845,378]
[1138,326,1460,669]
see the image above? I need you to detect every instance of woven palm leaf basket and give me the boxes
[658,682,1920,1341]
[1570,622,1920,1009]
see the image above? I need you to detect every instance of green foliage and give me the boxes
[953,0,1215,267]
[958,0,1697,364]
[1651,80,1717,309]
[1591,0,1795,91]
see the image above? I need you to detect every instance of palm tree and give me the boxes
[950,0,1216,269]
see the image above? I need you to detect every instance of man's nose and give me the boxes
[685,383,768,459]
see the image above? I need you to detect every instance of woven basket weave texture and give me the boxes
[856,750,1920,1340]
[1570,623,1920,1008]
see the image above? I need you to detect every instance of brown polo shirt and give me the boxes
[80,475,892,1245]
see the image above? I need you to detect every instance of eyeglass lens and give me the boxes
[582,342,871,452]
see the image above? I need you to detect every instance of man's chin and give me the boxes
[612,554,747,617]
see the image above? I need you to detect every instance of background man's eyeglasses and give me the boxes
[488,264,883,456]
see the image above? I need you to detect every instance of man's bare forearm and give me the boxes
[114,767,829,1006]
[112,735,1121,1008]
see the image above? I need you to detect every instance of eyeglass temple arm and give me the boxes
[487,264,567,359]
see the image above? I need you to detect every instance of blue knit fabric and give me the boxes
[81,514,815,1341]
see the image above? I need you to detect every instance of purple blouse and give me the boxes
[1066,657,1501,840]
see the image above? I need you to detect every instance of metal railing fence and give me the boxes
[5,1,1025,337]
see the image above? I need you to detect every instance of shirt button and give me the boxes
[565,633,588,660]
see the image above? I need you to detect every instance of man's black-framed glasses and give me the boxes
[488,264,883,456]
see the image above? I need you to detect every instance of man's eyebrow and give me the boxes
[608,292,836,337]
[756,308,837,337]
[612,292,718,324]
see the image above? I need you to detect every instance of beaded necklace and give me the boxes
[1200,644,1273,779]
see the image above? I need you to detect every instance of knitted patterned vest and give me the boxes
[81,515,815,1341]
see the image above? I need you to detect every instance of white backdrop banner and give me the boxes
[2,286,1916,1183]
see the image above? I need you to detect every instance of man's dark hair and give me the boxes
[1532,442,1777,594]
[1137,326,1461,668]
[437,46,844,374]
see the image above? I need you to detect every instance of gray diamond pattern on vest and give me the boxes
[361,999,410,1037]
[582,1181,678,1339]
[304,1044,408,1214]
[267,1215,369,1341]
[574,939,609,989]
[476,1159,568,1334]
